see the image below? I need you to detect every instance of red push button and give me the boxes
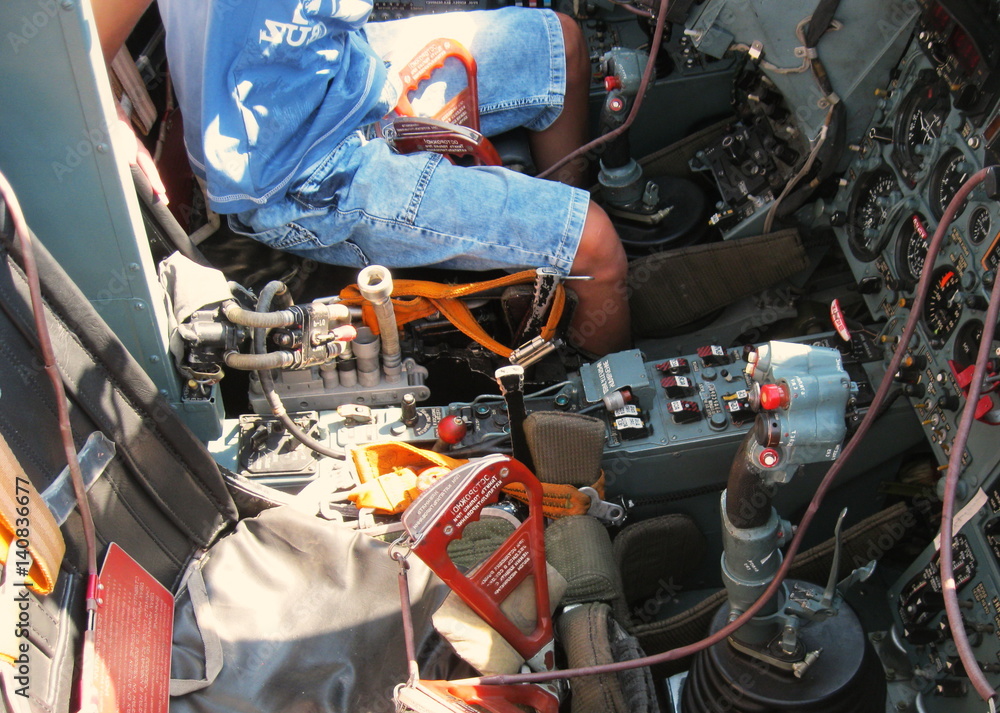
[759,383,789,411]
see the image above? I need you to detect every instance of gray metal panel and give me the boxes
[0,0,220,439]
[687,0,919,154]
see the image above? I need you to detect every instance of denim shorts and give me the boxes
[232,7,589,274]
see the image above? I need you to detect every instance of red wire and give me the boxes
[0,169,101,712]
[452,170,998,688]
[939,172,1000,704]
[536,0,668,181]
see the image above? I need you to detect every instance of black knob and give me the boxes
[856,276,882,294]
[754,413,781,447]
[830,211,847,227]
[936,389,960,412]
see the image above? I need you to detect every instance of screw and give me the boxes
[443,525,454,536]
[499,467,509,479]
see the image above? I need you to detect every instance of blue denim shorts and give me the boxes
[232,7,589,274]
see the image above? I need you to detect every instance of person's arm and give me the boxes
[90,0,168,201]
[91,0,155,66]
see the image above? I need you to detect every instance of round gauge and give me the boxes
[953,319,983,370]
[929,148,971,220]
[894,212,931,283]
[893,74,951,182]
[968,205,992,245]
[923,265,964,340]
[847,168,899,261]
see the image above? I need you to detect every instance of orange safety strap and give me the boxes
[348,441,600,519]
[0,433,64,597]
[501,472,606,520]
[339,270,567,358]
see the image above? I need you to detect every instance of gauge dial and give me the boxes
[923,265,964,340]
[929,148,971,220]
[847,169,899,261]
[953,319,983,370]
[893,74,951,183]
[894,213,931,284]
[968,205,992,245]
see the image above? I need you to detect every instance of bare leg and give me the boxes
[528,12,591,187]
[568,202,630,355]
[527,14,629,353]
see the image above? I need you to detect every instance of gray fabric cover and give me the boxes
[524,411,605,487]
[446,516,517,571]
[627,229,809,336]
[612,513,706,617]
[545,516,623,605]
[557,603,657,713]
[170,506,448,713]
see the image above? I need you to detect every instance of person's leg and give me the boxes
[568,202,630,355]
[528,12,591,188]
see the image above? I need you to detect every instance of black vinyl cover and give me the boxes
[171,506,448,713]
[0,201,238,590]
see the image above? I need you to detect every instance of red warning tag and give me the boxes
[92,543,173,713]
[830,299,851,341]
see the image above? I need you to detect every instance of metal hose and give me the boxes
[223,300,297,328]
[224,350,294,370]
[357,265,401,382]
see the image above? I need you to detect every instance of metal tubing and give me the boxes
[357,265,402,382]
[353,326,382,387]
[224,349,295,370]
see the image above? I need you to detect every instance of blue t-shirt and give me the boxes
[159,0,389,213]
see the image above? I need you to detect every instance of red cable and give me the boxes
[450,169,997,688]
[939,172,1000,704]
[536,0,668,181]
[0,169,101,712]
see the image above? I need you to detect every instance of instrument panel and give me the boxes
[829,7,1000,709]
[831,41,1000,466]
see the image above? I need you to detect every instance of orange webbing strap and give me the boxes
[352,441,467,484]
[347,441,598,518]
[501,472,606,520]
[0,433,64,597]
[339,270,567,358]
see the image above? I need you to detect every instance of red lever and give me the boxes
[395,38,481,131]
[402,455,554,671]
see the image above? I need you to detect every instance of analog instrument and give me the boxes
[847,168,900,261]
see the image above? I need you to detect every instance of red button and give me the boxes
[759,448,780,468]
[437,416,467,445]
[604,75,622,92]
[759,383,788,410]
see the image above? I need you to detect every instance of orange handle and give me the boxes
[394,38,481,131]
